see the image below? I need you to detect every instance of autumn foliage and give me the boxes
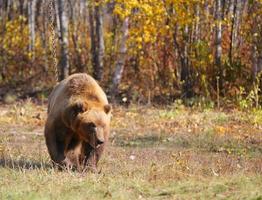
[0,0,261,106]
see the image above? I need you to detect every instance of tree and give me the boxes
[28,0,37,60]
[57,0,69,81]
[250,1,262,81]
[111,17,129,98]
[1,0,262,103]
[214,0,223,90]
[89,1,105,81]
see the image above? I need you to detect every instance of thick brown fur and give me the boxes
[44,73,111,171]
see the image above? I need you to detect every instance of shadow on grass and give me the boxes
[114,134,189,149]
[115,135,164,148]
[0,157,52,170]
[114,133,262,157]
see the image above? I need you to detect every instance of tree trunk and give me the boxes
[7,0,13,20]
[181,24,193,98]
[252,46,258,81]
[57,0,69,81]
[39,0,48,73]
[111,17,129,99]
[89,1,105,81]
[250,0,262,82]
[215,0,223,90]
[252,49,262,81]
[28,0,37,60]
[89,4,97,76]
[171,4,193,99]
[69,0,84,72]
[258,56,262,76]
[195,2,200,43]
[0,1,3,16]
[80,0,86,17]
[233,0,242,48]
[18,0,25,16]
[94,3,104,81]
[229,0,237,64]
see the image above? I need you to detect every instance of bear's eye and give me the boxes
[87,122,96,129]
[72,102,85,117]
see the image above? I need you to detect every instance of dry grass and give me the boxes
[0,100,262,199]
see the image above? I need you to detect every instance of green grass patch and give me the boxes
[0,103,261,199]
[0,168,261,200]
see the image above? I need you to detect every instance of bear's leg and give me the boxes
[81,143,105,172]
[95,144,105,166]
[45,121,72,167]
[80,143,96,172]
[56,138,75,169]
[45,124,64,163]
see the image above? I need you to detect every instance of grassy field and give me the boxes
[0,100,261,200]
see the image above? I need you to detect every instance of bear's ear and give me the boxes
[104,104,112,114]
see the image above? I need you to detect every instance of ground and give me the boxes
[0,100,261,199]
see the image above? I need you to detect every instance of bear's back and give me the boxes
[48,73,108,118]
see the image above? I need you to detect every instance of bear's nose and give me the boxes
[95,138,104,148]
[97,139,104,145]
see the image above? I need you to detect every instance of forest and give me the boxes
[0,1,262,199]
[0,0,261,106]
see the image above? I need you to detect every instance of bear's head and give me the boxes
[63,102,111,148]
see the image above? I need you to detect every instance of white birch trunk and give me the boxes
[215,0,222,70]
[111,17,129,97]
[28,0,37,60]
[57,0,69,80]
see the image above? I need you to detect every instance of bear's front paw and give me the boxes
[61,157,74,170]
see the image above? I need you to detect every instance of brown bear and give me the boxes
[44,73,111,171]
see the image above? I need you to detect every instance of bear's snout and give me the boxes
[95,127,105,146]
[80,122,105,148]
